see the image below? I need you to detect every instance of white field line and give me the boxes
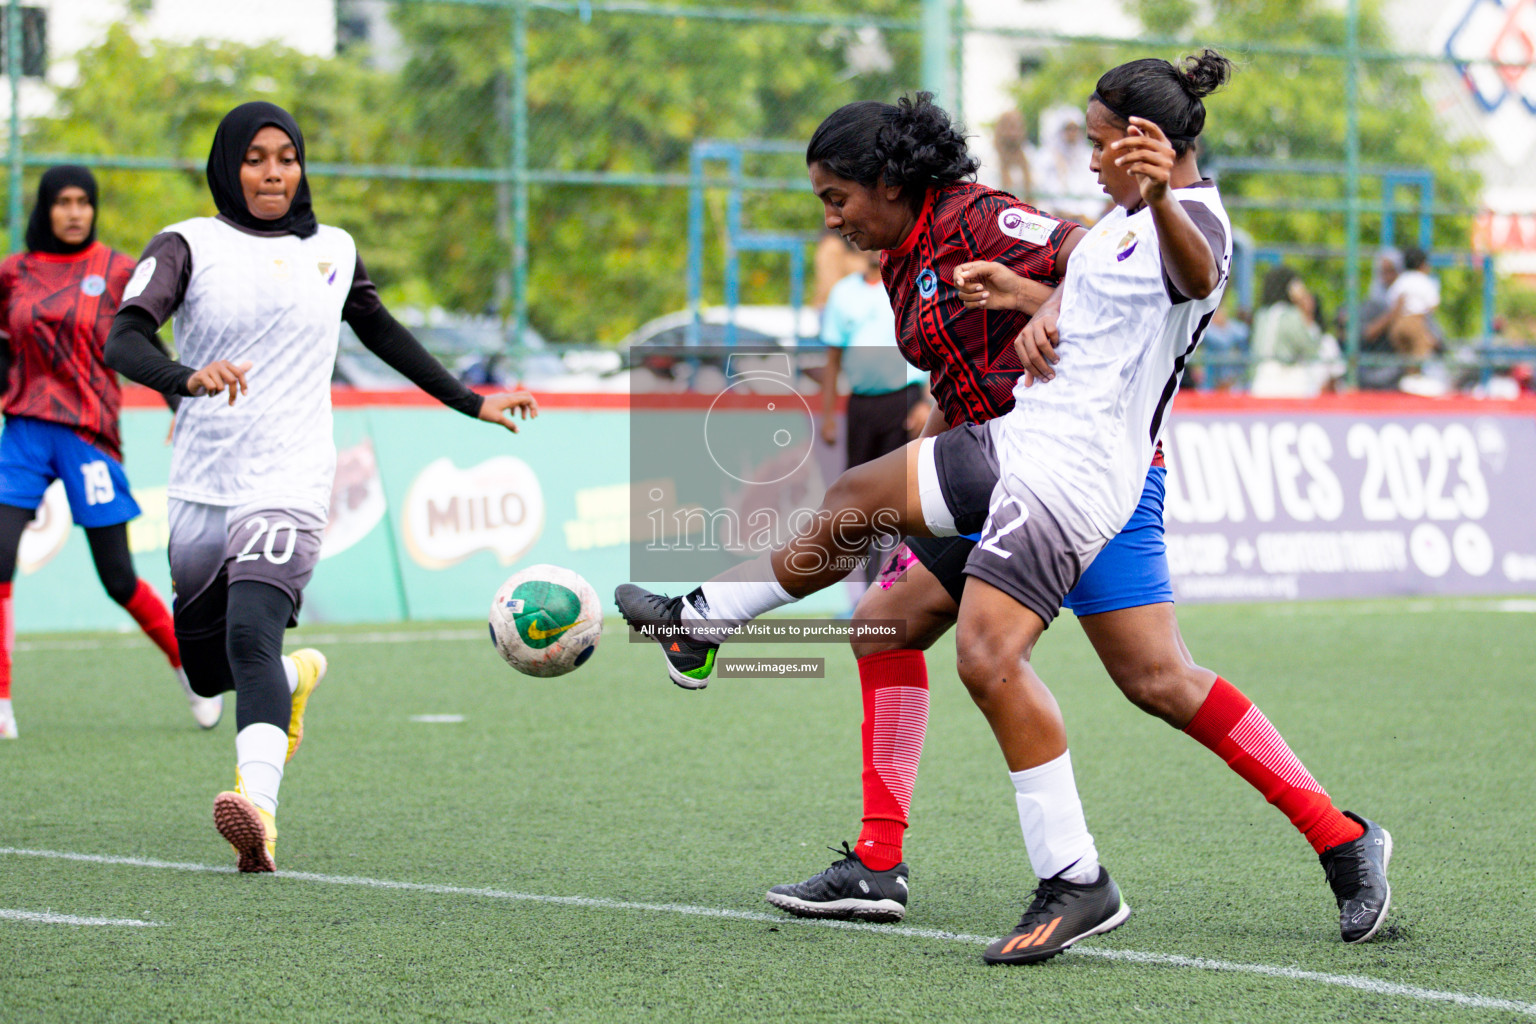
[0,907,160,927]
[17,599,1536,653]
[15,629,485,653]
[2,848,1532,1016]
[409,714,465,723]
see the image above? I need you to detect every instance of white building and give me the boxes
[6,0,337,120]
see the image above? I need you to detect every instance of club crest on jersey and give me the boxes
[122,257,155,302]
[1115,231,1139,262]
[80,274,106,297]
[917,268,938,298]
[318,261,338,285]
[997,208,1054,245]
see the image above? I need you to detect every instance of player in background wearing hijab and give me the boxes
[105,102,537,872]
[0,166,218,740]
[767,59,1391,949]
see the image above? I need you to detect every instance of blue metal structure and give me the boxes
[686,139,816,347]
[1214,159,1497,387]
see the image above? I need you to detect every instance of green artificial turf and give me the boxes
[1,600,1532,1023]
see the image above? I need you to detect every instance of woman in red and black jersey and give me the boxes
[807,97,1084,430]
[0,166,219,739]
[773,73,1386,954]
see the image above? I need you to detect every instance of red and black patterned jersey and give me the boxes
[0,242,135,459]
[882,183,1079,427]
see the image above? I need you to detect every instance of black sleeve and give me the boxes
[344,298,484,418]
[1164,201,1229,304]
[118,232,194,324]
[104,306,196,398]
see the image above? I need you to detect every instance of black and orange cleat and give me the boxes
[982,867,1130,965]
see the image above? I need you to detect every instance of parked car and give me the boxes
[619,305,821,352]
[619,305,825,392]
[331,314,559,390]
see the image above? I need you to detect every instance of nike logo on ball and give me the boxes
[528,619,582,640]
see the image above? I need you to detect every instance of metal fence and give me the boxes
[2,0,1530,389]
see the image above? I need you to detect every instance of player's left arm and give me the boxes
[1112,117,1221,300]
[342,255,537,434]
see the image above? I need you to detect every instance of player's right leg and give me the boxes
[766,544,959,922]
[211,504,328,872]
[0,417,62,740]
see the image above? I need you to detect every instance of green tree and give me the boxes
[21,25,445,308]
[1012,0,1486,337]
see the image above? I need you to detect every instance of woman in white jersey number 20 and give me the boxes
[105,102,537,873]
[620,51,1390,962]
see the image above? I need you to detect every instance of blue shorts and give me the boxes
[0,416,141,528]
[903,465,1172,616]
[1062,465,1173,616]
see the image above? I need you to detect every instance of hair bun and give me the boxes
[1179,49,1232,99]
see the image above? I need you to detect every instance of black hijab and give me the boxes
[205,101,317,239]
[25,165,97,255]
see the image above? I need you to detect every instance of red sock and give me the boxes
[123,580,180,669]
[856,649,929,871]
[1184,677,1364,854]
[0,582,11,700]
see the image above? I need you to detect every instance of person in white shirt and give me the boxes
[1384,245,1440,358]
[105,101,536,873]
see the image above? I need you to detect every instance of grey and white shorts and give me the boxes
[168,499,326,622]
[917,424,1106,625]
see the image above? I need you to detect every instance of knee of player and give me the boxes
[953,635,1022,705]
[1116,660,1208,723]
[101,573,139,607]
[824,463,890,524]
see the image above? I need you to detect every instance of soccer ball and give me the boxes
[488,564,602,677]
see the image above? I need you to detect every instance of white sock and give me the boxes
[282,656,299,694]
[1010,750,1100,884]
[235,723,288,815]
[680,556,793,639]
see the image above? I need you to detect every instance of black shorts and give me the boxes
[846,383,923,469]
[904,534,974,606]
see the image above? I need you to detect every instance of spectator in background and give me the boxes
[992,109,1033,202]
[1385,245,1441,360]
[1249,265,1336,396]
[1355,247,1405,389]
[818,248,926,595]
[1035,113,1105,224]
[1195,291,1249,390]
[813,228,868,310]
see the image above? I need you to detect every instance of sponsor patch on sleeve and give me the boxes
[122,257,156,302]
[996,208,1056,246]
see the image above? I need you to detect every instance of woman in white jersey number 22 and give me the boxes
[619,51,1390,962]
[105,102,537,873]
